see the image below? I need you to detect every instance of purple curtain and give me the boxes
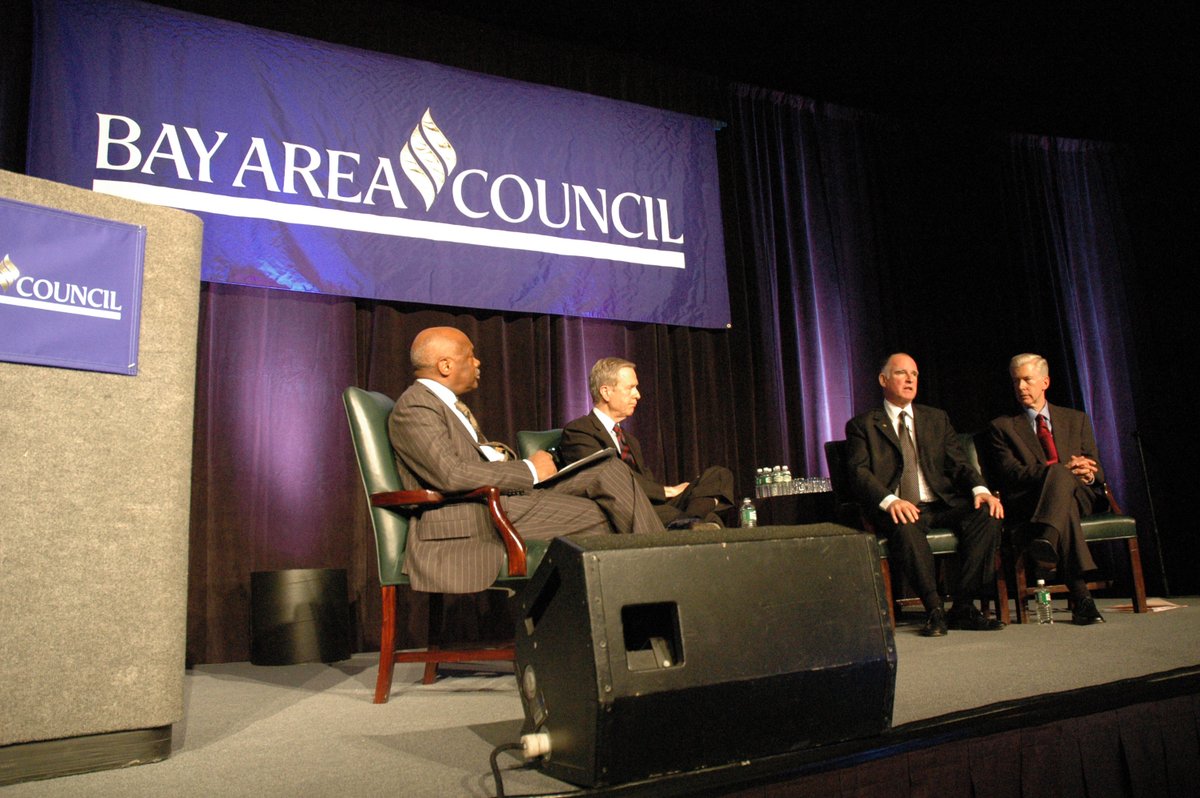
[724,87,884,471]
[186,291,750,664]
[183,77,1162,666]
[1002,136,1146,519]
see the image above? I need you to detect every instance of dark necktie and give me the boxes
[455,400,512,461]
[1036,414,1059,465]
[613,423,634,464]
[898,411,920,502]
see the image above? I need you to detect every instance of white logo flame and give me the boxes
[400,109,458,211]
[0,254,20,292]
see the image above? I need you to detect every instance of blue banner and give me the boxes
[27,0,730,328]
[0,197,146,375]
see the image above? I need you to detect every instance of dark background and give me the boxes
[3,1,1197,660]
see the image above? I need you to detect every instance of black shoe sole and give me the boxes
[1027,538,1058,568]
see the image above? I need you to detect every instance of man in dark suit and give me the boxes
[559,357,734,529]
[985,353,1108,625]
[845,353,1005,636]
[387,327,664,594]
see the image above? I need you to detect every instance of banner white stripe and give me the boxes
[92,180,687,269]
[0,292,122,320]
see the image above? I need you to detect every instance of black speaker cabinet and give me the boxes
[514,524,896,787]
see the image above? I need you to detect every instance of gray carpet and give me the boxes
[6,598,1198,797]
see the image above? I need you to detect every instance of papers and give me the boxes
[535,448,616,488]
[1105,598,1186,613]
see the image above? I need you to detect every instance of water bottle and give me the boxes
[754,467,767,498]
[781,465,793,495]
[1035,579,1053,624]
[739,497,757,528]
[769,466,782,497]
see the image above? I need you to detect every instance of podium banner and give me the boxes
[28,0,730,328]
[0,197,145,375]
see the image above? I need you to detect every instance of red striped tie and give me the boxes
[1036,415,1059,465]
[614,424,634,464]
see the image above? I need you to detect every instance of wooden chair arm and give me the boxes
[370,486,528,577]
[855,505,880,536]
[1101,482,1123,515]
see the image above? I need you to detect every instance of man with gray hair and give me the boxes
[559,357,734,529]
[985,353,1109,625]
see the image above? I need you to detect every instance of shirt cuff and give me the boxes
[524,459,539,483]
[880,494,899,512]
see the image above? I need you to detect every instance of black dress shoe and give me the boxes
[947,604,1006,631]
[1026,538,1058,569]
[920,607,948,637]
[1071,596,1106,625]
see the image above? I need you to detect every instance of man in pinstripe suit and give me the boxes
[388,327,665,594]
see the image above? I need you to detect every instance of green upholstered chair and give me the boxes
[343,387,549,701]
[972,432,1147,623]
[516,428,563,464]
[824,436,1011,628]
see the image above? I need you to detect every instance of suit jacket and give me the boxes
[387,382,538,591]
[845,404,986,512]
[985,403,1105,512]
[560,411,666,502]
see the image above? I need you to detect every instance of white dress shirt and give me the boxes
[417,378,538,481]
[879,400,989,511]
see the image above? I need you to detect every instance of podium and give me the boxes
[0,170,202,784]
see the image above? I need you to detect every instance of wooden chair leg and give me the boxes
[993,550,1011,626]
[1127,537,1148,613]
[374,585,398,704]
[421,660,439,685]
[421,593,445,685]
[879,557,896,630]
[1012,549,1030,624]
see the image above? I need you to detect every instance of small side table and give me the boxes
[754,491,836,527]
[250,568,351,665]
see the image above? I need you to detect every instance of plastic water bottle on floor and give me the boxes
[1035,579,1053,624]
[739,497,757,528]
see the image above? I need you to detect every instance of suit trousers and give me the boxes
[1010,465,1104,576]
[871,500,1001,611]
[657,465,735,525]
[501,456,664,539]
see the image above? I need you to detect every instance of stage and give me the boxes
[3,598,1198,797]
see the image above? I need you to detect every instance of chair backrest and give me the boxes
[343,386,408,587]
[516,428,563,463]
[823,439,852,504]
[959,434,982,477]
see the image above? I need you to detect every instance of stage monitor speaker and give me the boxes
[514,524,896,788]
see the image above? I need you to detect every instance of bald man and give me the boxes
[845,353,1005,637]
[387,327,665,593]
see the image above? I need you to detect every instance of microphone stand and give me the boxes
[1133,430,1170,596]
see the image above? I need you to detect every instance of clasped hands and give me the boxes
[1063,455,1099,485]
